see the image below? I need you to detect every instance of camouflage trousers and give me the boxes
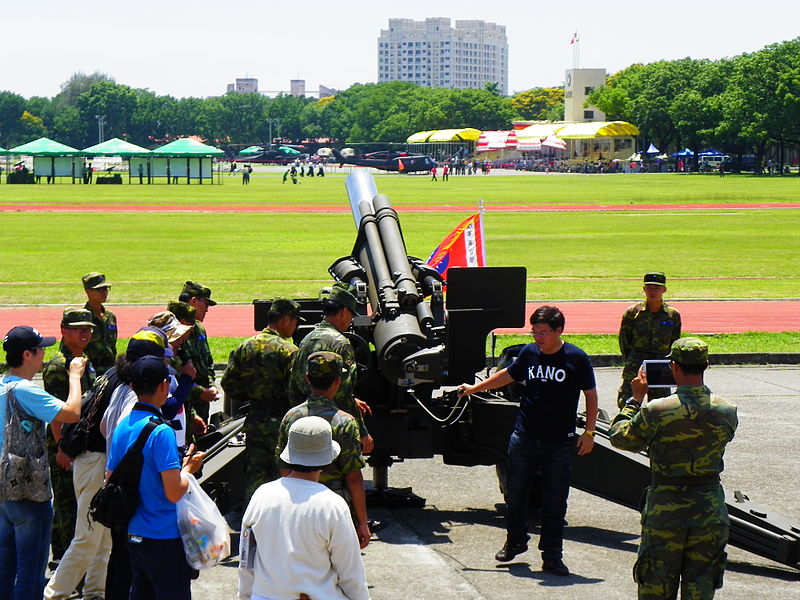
[617,360,673,409]
[243,418,282,505]
[634,485,728,600]
[47,431,77,561]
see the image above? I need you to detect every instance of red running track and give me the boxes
[2,300,798,339]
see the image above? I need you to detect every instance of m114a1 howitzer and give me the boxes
[199,171,800,571]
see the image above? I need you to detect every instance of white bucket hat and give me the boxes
[280,416,341,468]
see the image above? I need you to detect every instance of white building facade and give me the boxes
[378,18,508,95]
[563,68,606,122]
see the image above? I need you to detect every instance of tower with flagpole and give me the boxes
[564,30,606,123]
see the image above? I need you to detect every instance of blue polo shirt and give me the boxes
[1,375,64,450]
[107,407,181,539]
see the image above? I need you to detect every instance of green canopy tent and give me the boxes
[7,137,85,184]
[239,145,263,155]
[151,138,224,185]
[82,138,153,184]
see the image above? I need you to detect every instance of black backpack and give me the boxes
[60,366,121,459]
[88,403,166,528]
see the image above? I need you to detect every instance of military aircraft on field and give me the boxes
[233,145,308,164]
[332,148,436,173]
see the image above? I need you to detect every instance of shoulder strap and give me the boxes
[131,417,162,454]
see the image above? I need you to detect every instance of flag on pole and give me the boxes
[426,212,486,279]
[570,32,578,44]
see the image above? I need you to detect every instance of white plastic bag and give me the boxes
[176,473,230,570]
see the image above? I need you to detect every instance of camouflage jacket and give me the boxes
[84,301,117,375]
[289,320,367,436]
[42,343,96,401]
[183,320,216,398]
[220,327,298,423]
[275,393,365,485]
[618,301,681,360]
[609,385,738,481]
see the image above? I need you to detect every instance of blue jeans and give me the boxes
[505,432,574,560]
[0,499,54,600]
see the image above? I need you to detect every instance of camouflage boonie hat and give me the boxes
[182,280,217,306]
[668,337,708,365]
[270,297,306,322]
[167,300,196,324]
[82,272,111,290]
[307,351,346,378]
[325,281,364,313]
[643,271,667,287]
[61,308,95,328]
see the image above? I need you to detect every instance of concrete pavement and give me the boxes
[193,365,800,599]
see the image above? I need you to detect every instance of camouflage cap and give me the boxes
[643,271,667,287]
[61,308,95,328]
[270,297,306,322]
[668,337,708,365]
[181,280,217,306]
[307,351,346,378]
[82,272,111,290]
[167,300,196,324]
[325,281,364,313]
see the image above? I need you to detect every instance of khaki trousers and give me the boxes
[44,451,112,600]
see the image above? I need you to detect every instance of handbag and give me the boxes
[0,382,52,503]
[88,403,164,528]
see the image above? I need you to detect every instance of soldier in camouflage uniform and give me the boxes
[277,351,371,548]
[178,281,219,422]
[617,272,681,408]
[609,337,738,600]
[82,272,117,376]
[289,282,374,454]
[221,298,304,503]
[42,308,97,562]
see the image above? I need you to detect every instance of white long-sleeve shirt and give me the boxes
[238,477,369,600]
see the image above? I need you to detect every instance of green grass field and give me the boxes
[1,170,799,207]
[1,172,798,304]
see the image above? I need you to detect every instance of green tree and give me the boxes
[0,90,27,146]
[54,72,114,108]
[50,106,86,147]
[77,81,138,141]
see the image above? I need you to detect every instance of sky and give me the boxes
[4,0,799,100]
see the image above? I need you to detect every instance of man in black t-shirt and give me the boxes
[458,305,598,576]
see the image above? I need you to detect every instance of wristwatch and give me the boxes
[625,397,642,409]
[584,430,595,437]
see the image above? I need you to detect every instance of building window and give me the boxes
[584,110,595,120]
[584,86,594,96]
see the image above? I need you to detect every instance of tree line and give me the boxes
[0,72,563,151]
[588,38,800,171]
[2,36,797,168]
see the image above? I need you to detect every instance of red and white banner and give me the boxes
[426,212,486,279]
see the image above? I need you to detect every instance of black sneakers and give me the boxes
[494,538,528,562]
[542,558,570,576]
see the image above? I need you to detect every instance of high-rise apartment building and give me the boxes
[377,18,508,95]
[226,78,258,94]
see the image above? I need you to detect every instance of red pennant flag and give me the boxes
[426,212,486,280]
